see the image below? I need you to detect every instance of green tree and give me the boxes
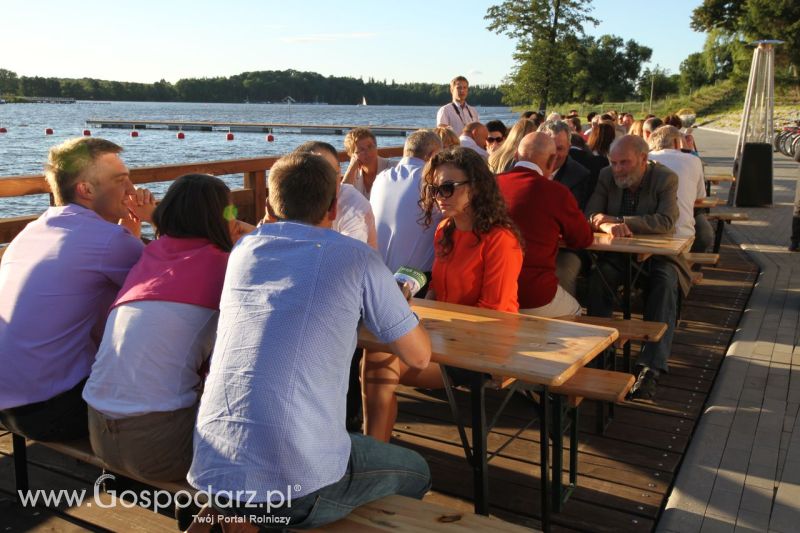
[486,0,598,110]
[692,0,800,81]
[679,52,710,94]
[637,68,680,101]
[568,35,652,103]
[0,68,19,94]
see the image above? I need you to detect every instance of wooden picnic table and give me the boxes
[358,298,618,532]
[584,232,693,370]
[359,298,618,386]
[695,196,725,208]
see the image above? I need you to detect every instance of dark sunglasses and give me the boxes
[427,180,470,199]
[486,136,504,143]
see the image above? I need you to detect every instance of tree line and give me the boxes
[0,69,504,106]
[485,0,799,111]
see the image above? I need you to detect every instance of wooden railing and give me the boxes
[0,146,404,245]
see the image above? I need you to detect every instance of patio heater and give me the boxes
[730,40,782,207]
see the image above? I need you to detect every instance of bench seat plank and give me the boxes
[550,368,634,405]
[706,212,749,222]
[566,316,667,343]
[33,438,196,495]
[684,252,720,266]
[313,494,532,532]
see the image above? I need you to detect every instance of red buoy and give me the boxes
[226,132,234,141]
[0,127,7,134]
[177,132,185,140]
[45,128,54,135]
[83,129,91,136]
[130,130,139,138]
[266,134,275,142]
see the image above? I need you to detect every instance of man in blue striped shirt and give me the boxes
[188,152,432,529]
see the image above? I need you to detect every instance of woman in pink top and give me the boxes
[83,174,253,483]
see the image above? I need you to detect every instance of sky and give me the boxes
[2,0,707,86]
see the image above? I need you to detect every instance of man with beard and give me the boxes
[585,135,691,400]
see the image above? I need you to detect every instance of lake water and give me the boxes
[0,101,515,217]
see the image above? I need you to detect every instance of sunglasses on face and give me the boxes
[486,136,503,143]
[427,180,470,199]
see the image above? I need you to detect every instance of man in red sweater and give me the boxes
[496,132,594,317]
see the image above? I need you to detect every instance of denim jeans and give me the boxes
[217,432,431,529]
[587,254,678,373]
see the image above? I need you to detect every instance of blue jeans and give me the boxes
[587,254,678,373]
[217,433,431,529]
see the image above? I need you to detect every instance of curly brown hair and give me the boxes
[418,147,523,257]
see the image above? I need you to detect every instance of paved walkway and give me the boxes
[658,129,800,533]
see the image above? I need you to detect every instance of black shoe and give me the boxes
[791,218,800,252]
[629,366,658,400]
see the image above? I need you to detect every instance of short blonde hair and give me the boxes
[433,127,460,149]
[450,76,469,90]
[343,127,377,156]
[45,137,123,205]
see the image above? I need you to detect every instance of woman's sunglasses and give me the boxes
[427,181,470,199]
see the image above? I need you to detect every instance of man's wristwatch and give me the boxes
[615,216,624,223]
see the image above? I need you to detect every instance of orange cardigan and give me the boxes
[430,223,523,313]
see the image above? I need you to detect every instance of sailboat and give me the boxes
[360,96,367,106]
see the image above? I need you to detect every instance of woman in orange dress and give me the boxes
[363,147,523,441]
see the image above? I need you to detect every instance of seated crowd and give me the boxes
[0,74,712,529]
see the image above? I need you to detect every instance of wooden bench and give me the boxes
[563,315,667,376]
[8,433,530,532]
[568,315,667,348]
[481,366,634,513]
[694,196,725,209]
[706,174,735,184]
[684,252,720,267]
[706,212,749,253]
[312,494,531,531]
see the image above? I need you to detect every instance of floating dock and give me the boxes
[85,119,416,136]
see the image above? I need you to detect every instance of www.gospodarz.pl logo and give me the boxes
[17,473,299,514]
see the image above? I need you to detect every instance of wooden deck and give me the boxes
[0,235,758,532]
[389,233,758,532]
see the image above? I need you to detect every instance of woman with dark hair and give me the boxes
[420,147,523,310]
[363,147,523,442]
[587,122,616,158]
[83,174,254,482]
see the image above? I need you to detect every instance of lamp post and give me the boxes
[648,64,658,114]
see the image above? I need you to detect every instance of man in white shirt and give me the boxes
[436,76,479,133]
[294,141,377,248]
[458,122,489,159]
[647,125,713,252]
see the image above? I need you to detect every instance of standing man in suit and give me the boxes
[436,76,479,133]
[497,133,593,317]
[586,135,691,400]
[538,120,595,298]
